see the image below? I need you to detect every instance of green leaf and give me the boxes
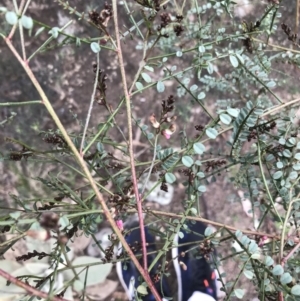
[193,142,205,154]
[137,285,148,295]
[206,127,218,139]
[176,51,183,57]
[279,138,286,145]
[198,185,207,192]
[289,171,298,180]
[251,253,260,259]
[283,149,292,158]
[204,227,213,236]
[147,132,154,139]
[273,171,283,179]
[165,172,176,184]
[266,81,276,88]
[21,15,33,29]
[276,162,283,169]
[135,82,144,91]
[220,113,232,125]
[291,284,300,296]
[199,45,206,53]
[236,53,244,64]
[35,27,45,37]
[141,72,152,83]
[190,207,197,215]
[294,153,300,160]
[243,270,254,279]
[48,27,60,39]
[280,272,292,285]
[178,231,184,239]
[197,92,206,99]
[235,230,243,238]
[227,107,240,117]
[265,256,274,266]
[144,65,154,72]
[5,11,18,25]
[234,288,244,299]
[157,81,165,93]
[272,265,284,276]
[90,42,101,53]
[182,156,194,167]
[229,55,239,68]
[248,240,258,253]
[190,84,198,92]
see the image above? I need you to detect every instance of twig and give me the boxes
[149,210,279,239]
[0,100,42,106]
[112,0,160,300]
[141,135,158,195]
[80,51,100,155]
[296,0,299,33]
[281,240,300,265]
[257,136,283,224]
[0,269,70,301]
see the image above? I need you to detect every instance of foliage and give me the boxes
[1,0,300,300]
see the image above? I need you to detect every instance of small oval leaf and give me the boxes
[273,171,283,180]
[206,127,218,139]
[197,92,206,99]
[198,185,207,192]
[137,285,148,295]
[5,11,18,25]
[280,272,292,285]
[272,265,284,276]
[157,81,165,93]
[135,82,144,91]
[227,107,240,118]
[48,27,60,39]
[141,72,152,83]
[220,113,232,125]
[90,42,101,53]
[291,284,300,296]
[182,156,194,167]
[21,15,33,29]
[230,55,239,68]
[193,142,205,154]
[243,270,254,279]
[165,172,176,184]
[204,227,213,236]
[234,288,244,299]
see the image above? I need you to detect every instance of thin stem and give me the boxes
[254,38,300,54]
[0,269,69,301]
[261,97,300,117]
[296,0,299,33]
[281,240,300,265]
[112,0,152,292]
[141,135,158,195]
[256,137,283,224]
[0,100,42,106]
[80,52,100,155]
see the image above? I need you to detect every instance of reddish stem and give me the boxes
[0,269,70,301]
